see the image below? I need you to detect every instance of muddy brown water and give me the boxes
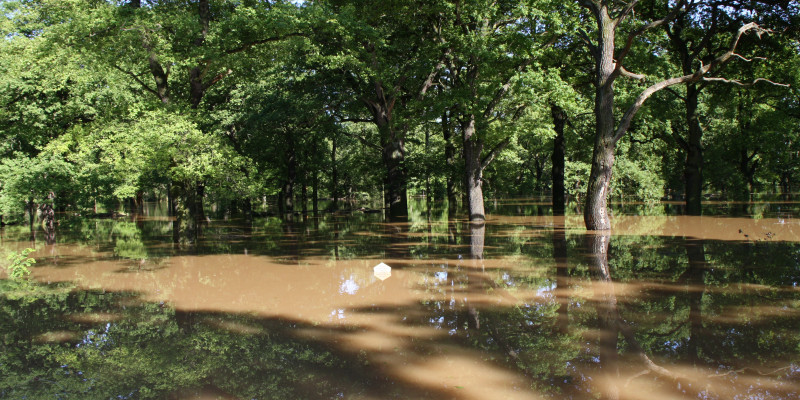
[1,201,799,399]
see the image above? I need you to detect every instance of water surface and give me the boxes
[1,201,799,399]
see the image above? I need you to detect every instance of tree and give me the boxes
[577,0,781,230]
[430,0,562,223]
[314,0,448,220]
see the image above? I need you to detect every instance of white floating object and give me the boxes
[373,262,392,281]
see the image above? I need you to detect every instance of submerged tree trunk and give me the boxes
[171,180,199,245]
[134,191,145,215]
[40,192,56,245]
[469,222,485,261]
[551,105,567,216]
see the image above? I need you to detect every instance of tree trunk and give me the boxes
[166,181,173,217]
[585,137,616,230]
[282,149,296,215]
[301,172,308,215]
[462,116,485,223]
[194,182,205,232]
[331,135,338,211]
[40,193,56,245]
[551,105,567,215]
[171,182,181,244]
[684,84,704,216]
[382,130,408,220]
[171,181,198,244]
[443,110,458,213]
[585,9,617,231]
[134,191,145,215]
[312,170,319,214]
[470,223,485,260]
[28,198,36,234]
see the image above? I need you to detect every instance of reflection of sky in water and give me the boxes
[537,281,557,296]
[330,308,346,321]
[339,276,359,295]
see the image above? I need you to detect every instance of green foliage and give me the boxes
[4,248,36,279]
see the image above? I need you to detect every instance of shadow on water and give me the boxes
[0,281,460,400]
[2,199,800,399]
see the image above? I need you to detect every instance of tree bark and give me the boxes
[684,83,704,215]
[462,116,486,223]
[362,78,408,220]
[301,171,308,215]
[470,222,485,260]
[381,126,408,221]
[331,135,338,211]
[281,147,296,215]
[443,110,458,213]
[584,8,617,231]
[551,105,567,215]
[312,170,319,214]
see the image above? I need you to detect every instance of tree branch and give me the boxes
[481,137,511,171]
[613,0,686,78]
[112,64,160,99]
[612,22,773,144]
[339,129,382,151]
[483,58,532,119]
[419,47,452,99]
[224,32,305,55]
[619,65,646,80]
[614,0,640,24]
[577,28,599,59]
[701,77,790,88]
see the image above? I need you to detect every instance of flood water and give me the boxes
[1,200,799,399]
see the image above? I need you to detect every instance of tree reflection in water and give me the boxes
[1,206,800,399]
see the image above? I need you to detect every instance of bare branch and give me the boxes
[337,117,373,123]
[702,77,790,88]
[613,22,776,144]
[619,65,646,80]
[732,54,768,62]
